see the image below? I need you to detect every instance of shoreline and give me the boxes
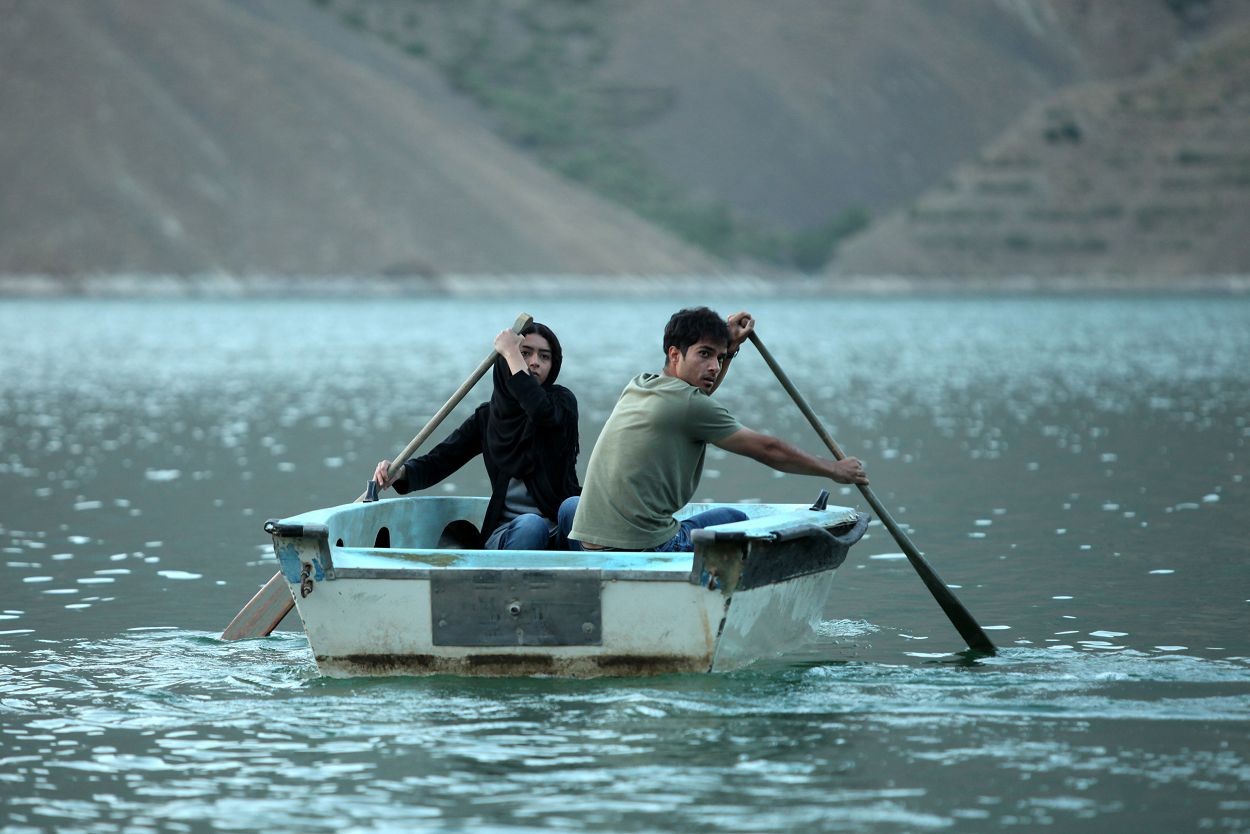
[2,271,1248,298]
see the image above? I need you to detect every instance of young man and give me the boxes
[372,323,581,550]
[565,307,867,552]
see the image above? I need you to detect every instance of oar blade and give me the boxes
[220,572,294,640]
[906,552,998,655]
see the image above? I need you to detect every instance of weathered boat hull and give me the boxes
[266,495,867,678]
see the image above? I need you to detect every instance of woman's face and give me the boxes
[519,333,553,385]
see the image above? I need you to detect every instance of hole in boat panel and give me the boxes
[336,538,344,547]
[374,527,390,549]
[437,520,480,549]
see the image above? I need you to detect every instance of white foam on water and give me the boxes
[157,570,202,580]
[814,619,879,639]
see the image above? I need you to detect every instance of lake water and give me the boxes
[1,293,1247,833]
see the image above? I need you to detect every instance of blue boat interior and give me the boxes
[271,495,861,575]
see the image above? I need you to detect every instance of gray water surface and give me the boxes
[2,295,1247,832]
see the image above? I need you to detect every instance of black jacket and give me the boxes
[392,369,580,544]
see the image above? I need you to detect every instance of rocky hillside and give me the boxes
[832,22,1250,278]
[321,0,1250,272]
[0,0,717,276]
[3,0,1248,279]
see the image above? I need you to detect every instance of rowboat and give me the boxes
[264,491,868,678]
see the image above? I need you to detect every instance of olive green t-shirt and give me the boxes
[570,373,742,549]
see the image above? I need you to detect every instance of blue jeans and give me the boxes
[651,508,748,552]
[562,498,746,552]
[484,513,555,550]
[485,497,583,550]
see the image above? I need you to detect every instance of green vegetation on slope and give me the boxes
[316,0,867,272]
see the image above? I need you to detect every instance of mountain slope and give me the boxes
[554,0,1250,230]
[0,0,719,276]
[318,0,1250,272]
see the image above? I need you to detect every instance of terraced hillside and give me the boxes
[833,24,1250,278]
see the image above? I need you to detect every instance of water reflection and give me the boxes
[1,296,1247,650]
[2,629,1247,832]
[1,294,1249,832]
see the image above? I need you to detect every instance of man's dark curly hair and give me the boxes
[663,307,730,358]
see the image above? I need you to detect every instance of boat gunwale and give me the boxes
[272,496,860,550]
[325,544,698,577]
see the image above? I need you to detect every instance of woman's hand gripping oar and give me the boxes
[219,313,533,641]
[746,330,997,656]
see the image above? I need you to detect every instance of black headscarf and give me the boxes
[485,322,563,478]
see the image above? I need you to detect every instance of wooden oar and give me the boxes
[220,312,533,641]
[747,330,997,655]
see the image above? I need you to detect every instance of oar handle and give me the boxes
[355,312,532,503]
[746,331,996,655]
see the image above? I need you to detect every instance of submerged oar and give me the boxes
[220,312,533,641]
[747,330,997,656]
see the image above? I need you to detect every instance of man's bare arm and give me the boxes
[713,428,868,484]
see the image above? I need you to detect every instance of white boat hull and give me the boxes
[266,495,867,678]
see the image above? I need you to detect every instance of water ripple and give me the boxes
[3,296,1249,833]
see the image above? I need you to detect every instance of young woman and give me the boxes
[372,322,580,550]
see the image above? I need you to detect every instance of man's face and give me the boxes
[520,333,554,385]
[667,339,727,393]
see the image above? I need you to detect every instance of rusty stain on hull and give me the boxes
[322,652,712,678]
